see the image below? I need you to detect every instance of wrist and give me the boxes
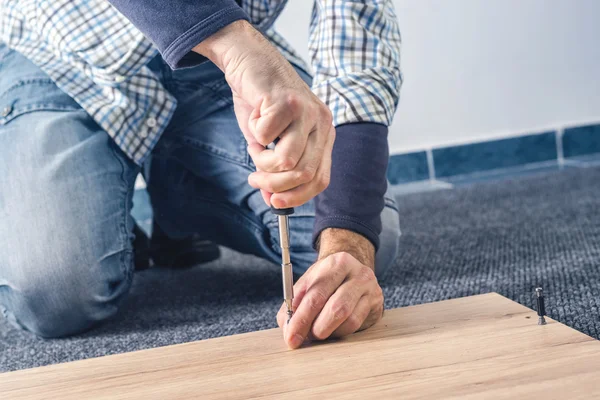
[192,19,260,71]
[317,228,376,270]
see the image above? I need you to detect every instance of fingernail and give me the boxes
[290,334,304,348]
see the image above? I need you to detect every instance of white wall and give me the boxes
[275,0,600,154]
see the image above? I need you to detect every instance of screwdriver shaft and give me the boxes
[278,215,294,323]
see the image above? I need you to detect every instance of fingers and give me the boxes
[310,280,368,340]
[284,254,351,349]
[248,129,322,193]
[250,98,295,147]
[260,189,272,206]
[269,125,334,208]
[248,99,332,174]
[248,120,311,172]
[278,253,384,348]
[330,295,372,338]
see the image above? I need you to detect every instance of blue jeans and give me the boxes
[0,45,400,338]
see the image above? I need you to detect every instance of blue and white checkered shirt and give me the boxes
[0,0,401,165]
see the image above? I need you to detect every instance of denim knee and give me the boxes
[1,246,133,338]
[374,201,401,280]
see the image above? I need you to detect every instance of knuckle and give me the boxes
[357,266,376,283]
[346,313,363,332]
[319,104,333,125]
[316,173,330,192]
[328,257,346,278]
[297,166,317,183]
[312,326,329,341]
[277,155,297,171]
[300,316,311,327]
[307,290,328,311]
[334,251,354,268]
[331,301,352,322]
[287,93,303,114]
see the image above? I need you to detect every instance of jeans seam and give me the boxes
[0,105,80,126]
[108,143,137,286]
[0,78,57,99]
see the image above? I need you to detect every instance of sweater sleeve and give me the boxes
[313,122,389,250]
[107,0,249,69]
[308,1,401,250]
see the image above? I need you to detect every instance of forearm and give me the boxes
[318,228,376,271]
[193,20,287,77]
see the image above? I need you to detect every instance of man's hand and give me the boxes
[276,228,384,349]
[194,21,335,209]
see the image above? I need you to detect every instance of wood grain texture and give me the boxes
[1,293,599,399]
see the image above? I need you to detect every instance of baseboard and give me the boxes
[387,122,600,184]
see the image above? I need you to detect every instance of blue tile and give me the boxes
[563,124,600,158]
[387,151,429,184]
[433,132,557,178]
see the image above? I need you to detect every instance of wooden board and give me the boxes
[1,293,599,399]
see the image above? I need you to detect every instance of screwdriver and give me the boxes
[265,140,294,324]
[272,206,295,324]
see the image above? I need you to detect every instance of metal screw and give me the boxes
[535,287,547,325]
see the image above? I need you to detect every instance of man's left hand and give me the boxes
[276,228,384,349]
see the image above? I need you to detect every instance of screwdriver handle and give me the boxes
[270,206,295,216]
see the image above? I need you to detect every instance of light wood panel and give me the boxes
[1,293,599,399]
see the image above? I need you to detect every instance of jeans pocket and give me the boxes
[0,50,80,127]
[0,79,80,127]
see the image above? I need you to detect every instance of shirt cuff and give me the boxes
[163,6,249,69]
[313,122,389,250]
[107,0,249,69]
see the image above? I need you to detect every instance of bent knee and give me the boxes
[2,251,133,338]
[375,203,401,279]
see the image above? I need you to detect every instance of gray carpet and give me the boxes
[2,166,600,373]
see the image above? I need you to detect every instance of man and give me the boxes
[0,0,402,349]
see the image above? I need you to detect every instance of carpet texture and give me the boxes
[2,166,600,373]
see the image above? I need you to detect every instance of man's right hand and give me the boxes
[193,21,335,209]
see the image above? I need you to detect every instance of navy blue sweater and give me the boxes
[108,0,389,250]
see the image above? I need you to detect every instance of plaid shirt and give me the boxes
[0,0,402,165]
